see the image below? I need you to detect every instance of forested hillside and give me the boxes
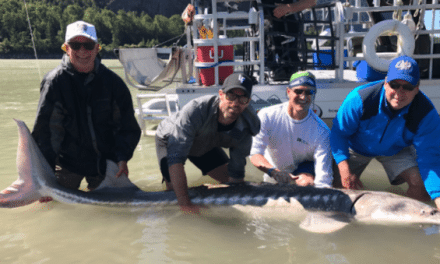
[0,0,186,57]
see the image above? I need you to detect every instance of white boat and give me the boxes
[116,0,440,134]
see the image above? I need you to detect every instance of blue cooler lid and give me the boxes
[354,60,387,82]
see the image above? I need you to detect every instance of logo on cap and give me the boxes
[395,60,412,71]
[77,22,88,33]
[239,74,246,84]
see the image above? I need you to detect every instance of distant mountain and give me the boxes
[105,0,191,18]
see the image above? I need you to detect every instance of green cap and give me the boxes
[289,71,316,89]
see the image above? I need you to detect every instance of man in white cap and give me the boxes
[250,71,333,187]
[32,21,141,195]
[331,55,440,209]
[155,73,260,213]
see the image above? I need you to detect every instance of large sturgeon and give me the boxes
[1,120,440,233]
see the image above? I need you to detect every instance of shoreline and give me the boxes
[0,52,118,60]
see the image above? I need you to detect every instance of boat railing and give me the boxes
[135,93,180,135]
[118,0,440,90]
[322,0,440,81]
[190,0,266,86]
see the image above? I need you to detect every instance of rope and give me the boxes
[23,0,42,82]
[153,32,186,48]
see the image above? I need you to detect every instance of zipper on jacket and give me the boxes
[379,118,392,143]
[379,111,397,143]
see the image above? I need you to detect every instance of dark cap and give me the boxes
[221,73,253,97]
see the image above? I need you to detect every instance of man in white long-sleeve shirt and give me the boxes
[250,71,333,187]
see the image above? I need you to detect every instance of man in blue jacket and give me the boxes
[331,55,440,209]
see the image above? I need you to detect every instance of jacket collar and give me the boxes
[61,54,101,75]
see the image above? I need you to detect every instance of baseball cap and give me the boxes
[221,73,253,97]
[65,21,98,43]
[288,71,316,89]
[386,56,420,86]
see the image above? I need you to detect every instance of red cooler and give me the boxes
[197,44,234,86]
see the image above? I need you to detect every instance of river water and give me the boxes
[0,59,439,264]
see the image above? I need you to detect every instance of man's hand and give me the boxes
[273,4,290,18]
[341,173,364,190]
[115,161,128,178]
[180,204,202,215]
[176,194,203,215]
[337,160,363,190]
[295,173,314,186]
[167,163,203,215]
[434,197,440,211]
[270,169,298,184]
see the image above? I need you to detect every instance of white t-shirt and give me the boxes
[250,102,333,187]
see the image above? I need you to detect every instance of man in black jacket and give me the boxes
[32,21,141,192]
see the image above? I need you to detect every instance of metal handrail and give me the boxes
[191,0,265,85]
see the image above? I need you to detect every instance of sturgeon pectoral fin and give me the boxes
[299,212,352,233]
[93,160,140,191]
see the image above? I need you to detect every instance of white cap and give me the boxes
[65,21,98,43]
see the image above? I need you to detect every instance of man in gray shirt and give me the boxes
[155,73,260,212]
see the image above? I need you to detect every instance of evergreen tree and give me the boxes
[0,0,185,56]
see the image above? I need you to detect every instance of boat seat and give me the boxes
[118,47,193,91]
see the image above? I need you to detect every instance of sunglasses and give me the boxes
[68,42,96,51]
[388,81,416,91]
[225,92,251,105]
[292,89,315,96]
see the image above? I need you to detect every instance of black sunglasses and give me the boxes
[68,42,96,51]
[292,89,315,96]
[225,92,250,105]
[388,81,416,91]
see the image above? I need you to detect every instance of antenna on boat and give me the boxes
[23,0,42,82]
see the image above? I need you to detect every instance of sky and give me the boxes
[424,10,439,30]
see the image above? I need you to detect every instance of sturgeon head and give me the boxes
[346,189,440,225]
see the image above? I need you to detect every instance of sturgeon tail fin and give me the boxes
[0,119,43,208]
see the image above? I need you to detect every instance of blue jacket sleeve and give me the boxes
[412,110,440,200]
[330,89,364,164]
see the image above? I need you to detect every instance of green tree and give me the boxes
[0,0,186,55]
